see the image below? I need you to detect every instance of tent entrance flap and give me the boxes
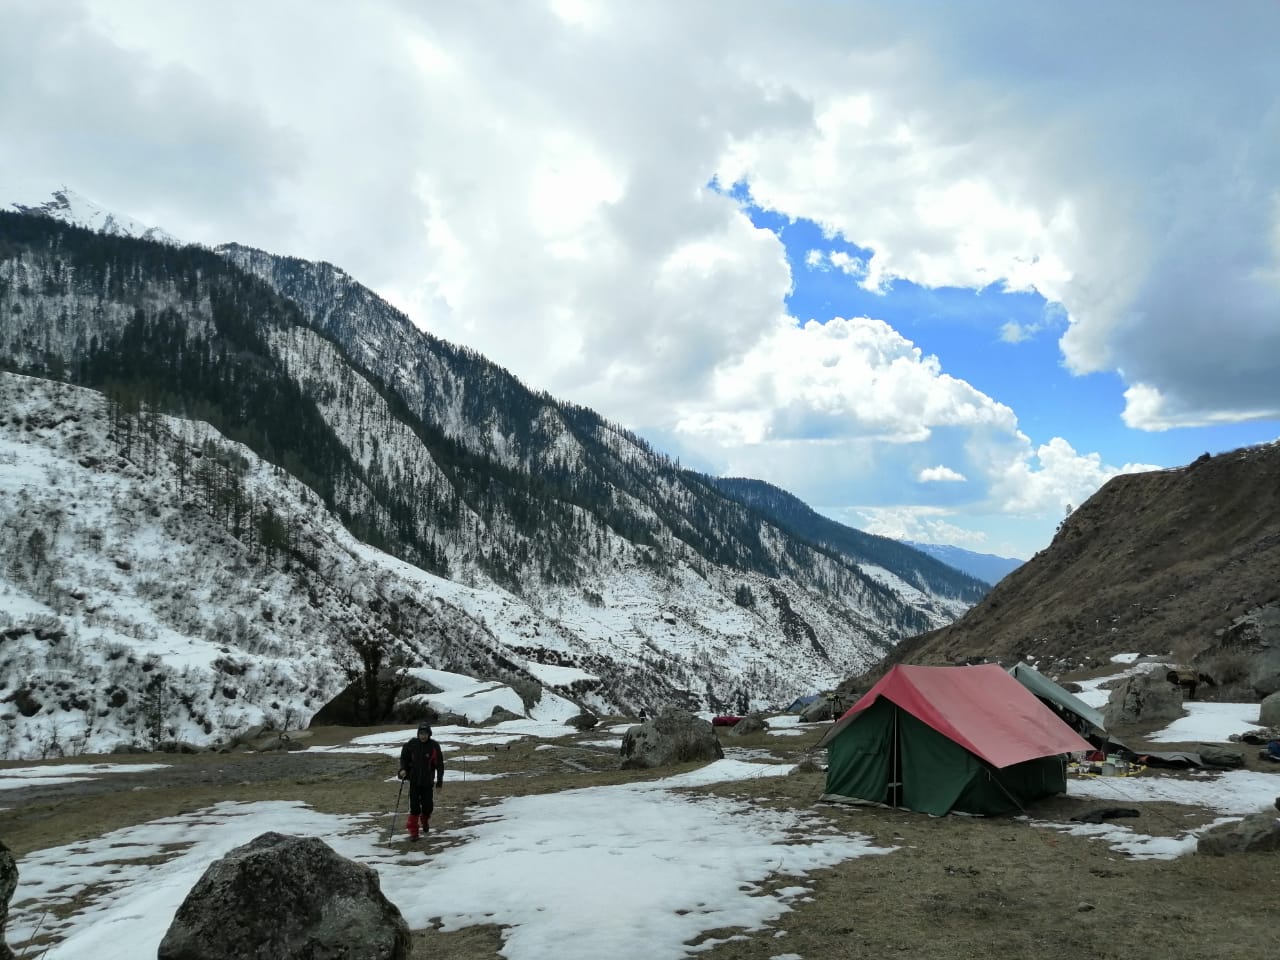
[823,698,895,806]
[823,702,977,815]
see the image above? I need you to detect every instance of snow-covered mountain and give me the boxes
[0,372,637,758]
[9,187,179,245]
[0,193,988,759]
[902,541,1023,586]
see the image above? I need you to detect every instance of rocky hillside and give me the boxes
[881,443,1280,693]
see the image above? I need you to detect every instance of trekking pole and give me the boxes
[387,778,406,841]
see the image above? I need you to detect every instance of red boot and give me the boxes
[405,814,420,841]
[421,817,430,835]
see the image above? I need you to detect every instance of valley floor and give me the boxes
[2,713,1278,960]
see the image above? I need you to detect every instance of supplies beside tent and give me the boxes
[817,664,1092,817]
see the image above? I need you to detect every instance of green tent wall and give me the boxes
[823,697,1073,815]
[819,664,1092,816]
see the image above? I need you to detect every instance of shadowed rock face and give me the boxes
[1,840,17,960]
[157,832,410,960]
[620,707,724,769]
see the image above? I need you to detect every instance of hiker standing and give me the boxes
[398,722,444,841]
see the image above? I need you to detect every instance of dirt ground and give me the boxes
[2,721,1279,960]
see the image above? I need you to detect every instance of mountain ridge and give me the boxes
[901,540,1023,586]
[9,187,179,245]
[876,442,1280,691]
[0,199,985,758]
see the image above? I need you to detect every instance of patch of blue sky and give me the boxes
[719,180,1280,470]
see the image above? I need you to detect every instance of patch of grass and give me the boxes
[410,922,506,960]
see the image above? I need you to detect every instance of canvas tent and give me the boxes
[817,664,1092,816]
[785,694,822,713]
[1007,663,1106,736]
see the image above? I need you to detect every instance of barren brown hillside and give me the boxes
[879,442,1280,693]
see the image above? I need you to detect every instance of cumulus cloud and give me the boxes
[711,3,1280,430]
[987,437,1161,517]
[4,0,1271,557]
[999,322,1030,345]
[670,316,1018,448]
[850,507,993,553]
[1001,301,1069,346]
[833,439,1161,557]
[919,466,966,483]
[807,249,868,279]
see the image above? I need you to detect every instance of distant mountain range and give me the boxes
[901,541,1023,586]
[0,192,989,758]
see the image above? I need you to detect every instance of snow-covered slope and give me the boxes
[0,372,861,758]
[0,195,987,759]
[9,187,178,244]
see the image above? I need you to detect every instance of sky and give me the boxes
[4,1,1280,558]
[4,665,1279,960]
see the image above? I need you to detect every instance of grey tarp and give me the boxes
[1008,663,1106,734]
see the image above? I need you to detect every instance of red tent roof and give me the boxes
[821,663,1092,768]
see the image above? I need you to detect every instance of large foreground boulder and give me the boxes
[1,839,16,960]
[1101,667,1183,729]
[620,707,724,769]
[1197,811,1280,856]
[157,832,409,960]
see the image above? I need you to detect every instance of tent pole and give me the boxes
[892,707,898,810]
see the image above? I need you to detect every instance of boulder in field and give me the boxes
[1101,667,1183,729]
[157,832,409,960]
[726,715,769,737]
[620,707,724,769]
[1197,811,1280,856]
